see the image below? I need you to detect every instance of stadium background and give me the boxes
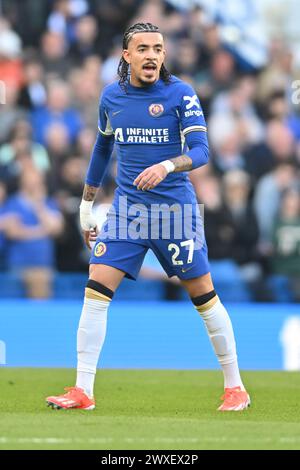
[0,0,300,371]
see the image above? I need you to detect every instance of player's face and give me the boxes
[123,32,166,87]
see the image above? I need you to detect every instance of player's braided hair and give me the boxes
[118,22,171,91]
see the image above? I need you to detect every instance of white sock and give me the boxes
[76,370,96,398]
[76,296,109,397]
[195,297,245,390]
[222,361,244,389]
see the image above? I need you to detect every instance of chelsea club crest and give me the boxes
[149,103,164,117]
[94,242,107,257]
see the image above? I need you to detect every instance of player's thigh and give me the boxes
[150,233,211,288]
[89,263,126,292]
[89,239,148,290]
[180,272,214,298]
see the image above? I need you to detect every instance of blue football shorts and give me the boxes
[90,207,210,280]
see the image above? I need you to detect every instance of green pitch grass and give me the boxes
[1,369,300,450]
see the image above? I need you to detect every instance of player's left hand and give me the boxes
[133,164,168,191]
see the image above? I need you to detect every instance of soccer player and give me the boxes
[46,23,250,411]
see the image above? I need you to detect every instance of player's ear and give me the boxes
[123,50,130,64]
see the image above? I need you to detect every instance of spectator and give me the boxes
[40,31,70,77]
[223,169,259,264]
[47,0,89,44]
[209,114,245,174]
[0,148,46,195]
[256,39,294,106]
[47,0,75,39]
[91,0,145,58]
[0,0,49,47]
[270,188,300,302]
[75,127,97,158]
[0,119,50,180]
[196,49,236,100]
[171,38,201,79]
[18,57,47,110]
[55,156,89,272]
[253,162,299,247]
[194,175,236,260]
[100,45,122,85]
[0,181,8,269]
[45,122,73,193]
[57,156,87,196]
[3,169,63,298]
[223,169,261,297]
[69,59,100,127]
[0,83,27,144]
[69,15,99,66]
[31,79,83,145]
[45,122,71,163]
[194,22,221,70]
[194,174,251,301]
[0,20,24,91]
[244,120,297,181]
[211,76,264,146]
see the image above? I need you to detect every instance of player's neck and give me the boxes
[129,76,159,88]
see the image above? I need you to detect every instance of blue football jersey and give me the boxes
[98,75,207,208]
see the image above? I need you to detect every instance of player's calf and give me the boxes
[190,285,250,410]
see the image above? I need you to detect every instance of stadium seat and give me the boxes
[53,273,87,299]
[53,274,165,301]
[267,275,294,303]
[210,260,252,302]
[0,273,26,298]
[114,278,165,301]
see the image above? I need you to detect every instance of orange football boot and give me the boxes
[46,386,95,410]
[218,386,250,411]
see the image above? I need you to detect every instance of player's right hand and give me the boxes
[80,202,98,250]
[86,227,98,250]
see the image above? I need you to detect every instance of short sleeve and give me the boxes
[179,84,207,137]
[98,92,114,136]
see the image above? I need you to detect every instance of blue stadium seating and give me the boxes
[0,273,26,298]
[0,267,295,302]
[210,260,252,301]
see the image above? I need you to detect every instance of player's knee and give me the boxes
[191,289,218,312]
[182,273,214,298]
[85,279,114,302]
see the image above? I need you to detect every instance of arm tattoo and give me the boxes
[170,155,193,172]
[83,184,98,202]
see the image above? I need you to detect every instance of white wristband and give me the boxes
[160,160,175,174]
[80,199,94,213]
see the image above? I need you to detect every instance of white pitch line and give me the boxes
[1,436,300,445]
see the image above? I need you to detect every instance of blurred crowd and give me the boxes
[0,0,300,301]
